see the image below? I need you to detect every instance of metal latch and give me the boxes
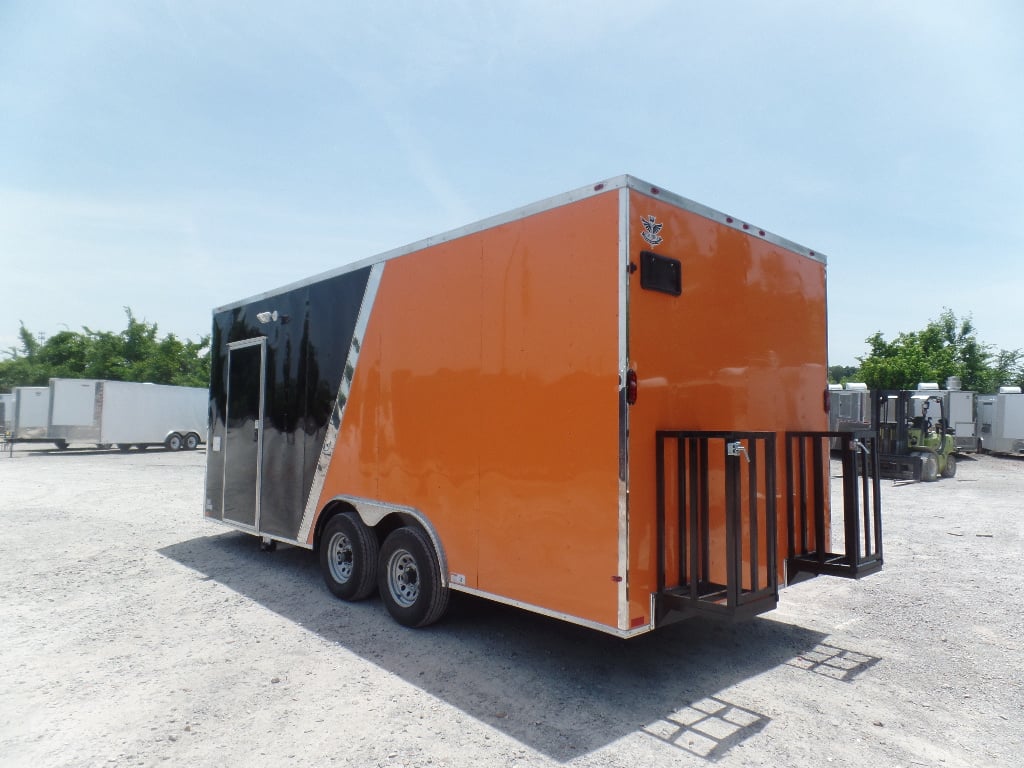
[726,441,750,463]
[853,438,870,455]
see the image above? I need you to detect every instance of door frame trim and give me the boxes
[223,336,267,531]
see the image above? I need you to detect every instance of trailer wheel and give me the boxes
[135,444,149,451]
[54,439,68,450]
[184,433,200,450]
[941,453,957,478]
[117,444,132,452]
[165,433,183,451]
[319,511,379,601]
[378,526,449,628]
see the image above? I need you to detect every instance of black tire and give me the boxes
[319,511,379,601]
[941,453,957,478]
[165,433,183,451]
[921,453,938,482]
[117,444,132,453]
[135,444,149,451]
[377,526,449,628]
[54,439,68,450]
[184,433,200,450]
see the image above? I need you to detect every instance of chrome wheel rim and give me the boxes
[387,549,419,607]
[328,532,354,583]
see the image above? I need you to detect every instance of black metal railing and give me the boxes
[654,431,779,624]
[785,430,883,580]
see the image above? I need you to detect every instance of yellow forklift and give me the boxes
[874,390,957,481]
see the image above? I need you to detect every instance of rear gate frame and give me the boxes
[654,431,778,626]
[654,429,883,627]
[785,430,883,581]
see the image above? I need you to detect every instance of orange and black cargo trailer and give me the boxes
[204,176,882,637]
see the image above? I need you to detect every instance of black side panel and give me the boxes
[206,266,373,539]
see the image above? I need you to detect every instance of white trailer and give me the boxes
[945,390,978,452]
[47,379,104,448]
[47,378,208,451]
[828,382,872,449]
[977,387,1024,456]
[12,386,51,442]
[0,392,14,434]
[911,382,979,453]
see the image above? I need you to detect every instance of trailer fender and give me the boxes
[314,496,449,588]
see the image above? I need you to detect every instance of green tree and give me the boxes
[36,330,90,379]
[828,364,860,384]
[857,309,1019,392]
[137,333,210,387]
[0,325,46,388]
[0,309,210,390]
[986,348,1024,391]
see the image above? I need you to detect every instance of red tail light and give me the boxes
[626,369,638,405]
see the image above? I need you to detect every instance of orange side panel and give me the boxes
[624,191,828,623]
[315,192,623,627]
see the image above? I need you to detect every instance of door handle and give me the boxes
[726,441,750,463]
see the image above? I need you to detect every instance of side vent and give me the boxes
[640,251,682,296]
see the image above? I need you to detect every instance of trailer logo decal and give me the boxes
[640,215,664,246]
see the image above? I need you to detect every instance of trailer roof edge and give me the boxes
[214,175,826,313]
[621,174,827,266]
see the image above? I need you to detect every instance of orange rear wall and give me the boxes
[625,190,828,626]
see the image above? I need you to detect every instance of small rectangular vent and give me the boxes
[640,251,682,296]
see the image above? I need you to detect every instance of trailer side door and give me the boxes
[222,338,266,528]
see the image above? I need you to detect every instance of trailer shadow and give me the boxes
[160,531,844,762]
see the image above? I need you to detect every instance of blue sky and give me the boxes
[1,1,1021,367]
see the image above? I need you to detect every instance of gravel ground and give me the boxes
[1,443,1021,767]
